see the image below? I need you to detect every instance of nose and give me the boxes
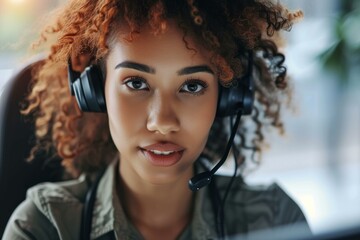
[146,94,180,135]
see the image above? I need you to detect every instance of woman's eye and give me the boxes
[180,80,207,94]
[124,77,148,90]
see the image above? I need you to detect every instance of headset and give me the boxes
[68,52,254,239]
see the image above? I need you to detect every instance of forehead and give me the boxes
[107,21,213,69]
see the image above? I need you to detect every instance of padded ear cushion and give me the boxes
[73,65,106,112]
[72,76,89,111]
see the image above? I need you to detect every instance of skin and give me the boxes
[105,21,218,239]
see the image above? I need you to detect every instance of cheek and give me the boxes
[105,81,146,150]
[182,92,218,149]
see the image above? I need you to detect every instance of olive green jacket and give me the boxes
[3,160,310,239]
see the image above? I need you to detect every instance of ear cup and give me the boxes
[216,74,254,118]
[216,52,255,118]
[69,64,106,112]
[80,65,106,112]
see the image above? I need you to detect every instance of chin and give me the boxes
[139,164,193,186]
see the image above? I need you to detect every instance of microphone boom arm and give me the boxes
[188,111,242,191]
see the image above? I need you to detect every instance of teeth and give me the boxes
[150,150,175,155]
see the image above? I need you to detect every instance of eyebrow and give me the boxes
[115,61,214,75]
[115,61,155,74]
[177,65,214,75]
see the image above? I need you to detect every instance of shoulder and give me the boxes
[239,182,307,225]
[3,175,90,240]
[215,175,310,232]
[3,198,58,240]
[26,175,89,214]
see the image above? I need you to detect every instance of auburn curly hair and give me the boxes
[22,0,303,176]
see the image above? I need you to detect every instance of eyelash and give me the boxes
[123,76,149,91]
[180,79,208,96]
[123,77,208,95]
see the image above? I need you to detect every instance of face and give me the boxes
[105,22,218,186]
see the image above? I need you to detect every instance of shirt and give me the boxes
[3,160,311,239]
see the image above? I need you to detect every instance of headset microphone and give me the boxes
[188,51,254,192]
[188,111,242,191]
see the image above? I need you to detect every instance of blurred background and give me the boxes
[248,0,360,235]
[0,0,359,236]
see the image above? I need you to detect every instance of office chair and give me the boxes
[0,55,65,237]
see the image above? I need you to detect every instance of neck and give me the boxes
[116,162,195,238]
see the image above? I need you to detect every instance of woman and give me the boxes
[4,0,309,239]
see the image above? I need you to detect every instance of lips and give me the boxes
[140,142,185,167]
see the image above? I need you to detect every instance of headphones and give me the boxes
[67,52,254,117]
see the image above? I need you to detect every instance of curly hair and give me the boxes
[22,0,303,176]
